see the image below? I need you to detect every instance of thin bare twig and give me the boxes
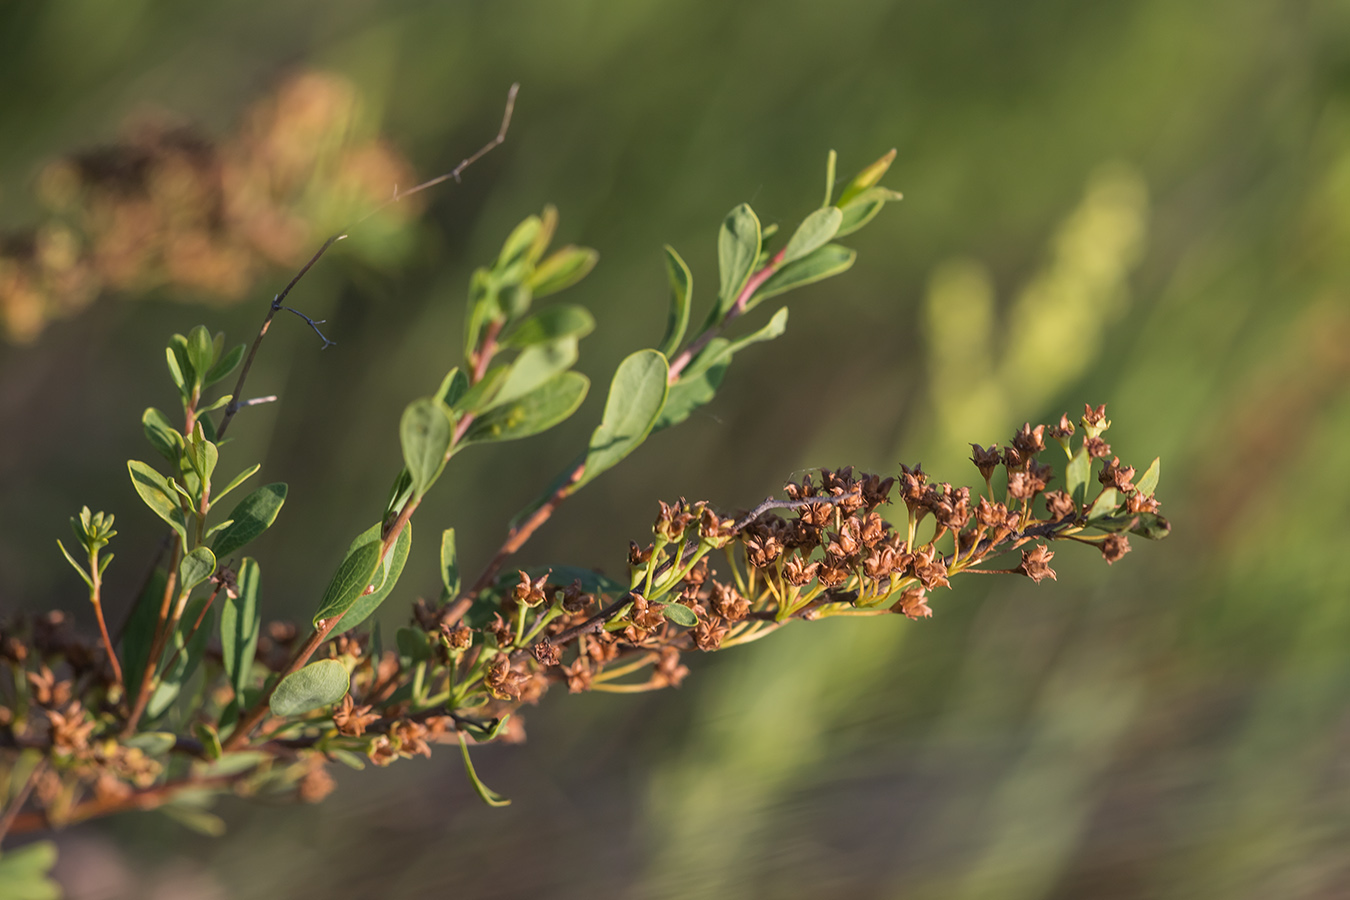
[216,82,519,441]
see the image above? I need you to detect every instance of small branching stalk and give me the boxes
[0,99,1168,894]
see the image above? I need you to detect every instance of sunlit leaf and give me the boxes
[715,204,762,320]
[269,659,350,717]
[329,522,412,636]
[657,245,693,357]
[127,460,188,543]
[528,245,599,298]
[573,350,670,492]
[221,558,262,698]
[311,538,383,626]
[400,397,455,497]
[1136,457,1161,497]
[462,372,589,445]
[491,338,579,408]
[781,206,843,264]
[749,244,855,307]
[142,408,181,463]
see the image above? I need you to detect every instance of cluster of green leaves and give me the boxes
[121,327,287,725]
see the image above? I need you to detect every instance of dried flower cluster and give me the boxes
[0,71,416,342]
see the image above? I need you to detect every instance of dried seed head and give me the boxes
[891,585,932,620]
[1019,545,1057,584]
[970,444,1001,481]
[1100,534,1132,564]
[1098,457,1136,493]
[1012,423,1047,458]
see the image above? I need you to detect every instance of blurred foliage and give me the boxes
[3,0,1350,898]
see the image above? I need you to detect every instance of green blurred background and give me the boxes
[5,0,1350,896]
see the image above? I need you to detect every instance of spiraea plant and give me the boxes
[0,90,1167,893]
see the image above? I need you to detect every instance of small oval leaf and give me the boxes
[657,245,693,357]
[329,522,413,636]
[222,558,262,698]
[400,398,455,497]
[660,602,698,627]
[178,547,216,593]
[528,245,599,298]
[211,483,287,560]
[749,244,856,307]
[127,460,188,542]
[716,204,762,319]
[781,206,843,264]
[311,539,384,626]
[269,659,350,717]
[574,350,670,492]
[463,372,589,446]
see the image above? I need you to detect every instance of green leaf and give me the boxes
[121,566,166,700]
[462,372,589,445]
[142,408,182,463]
[660,602,698,627]
[187,436,218,484]
[501,304,596,349]
[528,205,559,263]
[834,186,903,238]
[127,460,189,543]
[329,522,413,636]
[657,245,693,358]
[165,345,188,395]
[197,749,267,778]
[528,245,599,298]
[203,343,246,388]
[457,731,511,806]
[715,204,762,320]
[491,338,579,408]
[194,722,223,760]
[270,659,350,717]
[436,367,470,408]
[749,244,856,307]
[497,214,543,270]
[213,463,261,505]
[178,547,216,593]
[441,528,460,598]
[123,731,176,754]
[400,397,456,498]
[822,148,838,207]
[185,326,214,388]
[1128,512,1171,540]
[311,538,384,626]
[725,306,789,355]
[327,748,367,770]
[160,804,226,837]
[1087,488,1120,521]
[56,540,93,590]
[1066,445,1091,504]
[0,840,60,900]
[781,206,843,264]
[573,350,670,492]
[837,148,897,207]
[211,483,287,560]
[1136,457,1161,497]
[222,558,262,699]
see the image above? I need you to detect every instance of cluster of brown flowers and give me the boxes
[0,404,1165,837]
[0,71,417,342]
